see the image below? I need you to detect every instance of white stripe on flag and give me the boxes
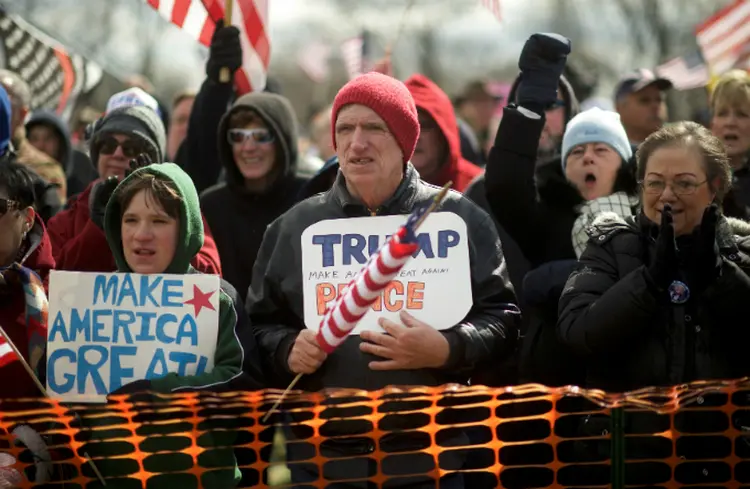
[158,0,176,21]
[0,342,13,360]
[182,0,209,38]
[235,0,268,92]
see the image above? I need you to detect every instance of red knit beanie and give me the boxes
[331,72,420,164]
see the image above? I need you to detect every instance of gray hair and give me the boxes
[0,69,31,108]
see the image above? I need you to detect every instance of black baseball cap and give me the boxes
[614,69,673,101]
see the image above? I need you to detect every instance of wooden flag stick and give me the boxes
[262,373,303,423]
[385,0,418,58]
[218,0,235,83]
[260,181,454,424]
[0,324,107,486]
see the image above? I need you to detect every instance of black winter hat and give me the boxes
[88,105,166,164]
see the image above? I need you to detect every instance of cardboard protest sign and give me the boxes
[301,212,472,335]
[46,271,220,403]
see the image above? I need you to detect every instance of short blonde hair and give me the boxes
[711,70,750,113]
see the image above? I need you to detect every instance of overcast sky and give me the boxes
[0,0,732,98]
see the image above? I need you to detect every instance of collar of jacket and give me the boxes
[586,210,746,256]
[326,163,420,216]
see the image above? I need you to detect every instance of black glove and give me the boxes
[129,152,153,172]
[88,176,119,230]
[688,204,722,293]
[206,19,242,83]
[517,33,571,114]
[645,204,678,293]
[88,153,153,230]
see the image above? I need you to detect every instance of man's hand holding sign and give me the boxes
[360,311,450,370]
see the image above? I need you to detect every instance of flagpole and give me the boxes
[385,0,418,59]
[261,181,453,424]
[219,0,235,83]
[0,324,107,486]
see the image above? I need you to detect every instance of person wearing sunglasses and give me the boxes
[45,106,222,276]
[200,92,308,300]
[559,122,750,393]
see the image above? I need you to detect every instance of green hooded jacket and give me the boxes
[82,163,246,488]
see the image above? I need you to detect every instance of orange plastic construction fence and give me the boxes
[1,378,749,488]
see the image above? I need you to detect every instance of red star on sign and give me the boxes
[184,285,217,317]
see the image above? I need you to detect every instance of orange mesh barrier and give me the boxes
[0,378,749,488]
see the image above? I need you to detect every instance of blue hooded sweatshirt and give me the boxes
[0,84,11,156]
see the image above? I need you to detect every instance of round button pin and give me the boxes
[668,280,690,304]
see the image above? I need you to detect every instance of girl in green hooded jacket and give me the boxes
[77,161,264,488]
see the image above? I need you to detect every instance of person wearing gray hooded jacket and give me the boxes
[200,92,309,300]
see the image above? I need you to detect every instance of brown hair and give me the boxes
[228,108,264,129]
[117,171,182,219]
[636,121,731,203]
[172,91,196,110]
[711,70,750,113]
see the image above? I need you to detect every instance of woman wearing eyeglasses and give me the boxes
[0,161,54,400]
[200,92,309,301]
[558,122,750,392]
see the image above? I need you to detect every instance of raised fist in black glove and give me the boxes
[517,33,571,114]
[128,152,153,174]
[645,204,679,293]
[206,18,242,84]
[688,204,722,293]
[89,153,154,230]
[88,175,119,230]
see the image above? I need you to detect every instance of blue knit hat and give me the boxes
[561,107,632,170]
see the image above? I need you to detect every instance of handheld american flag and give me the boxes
[316,199,431,353]
[262,181,453,422]
[145,0,270,94]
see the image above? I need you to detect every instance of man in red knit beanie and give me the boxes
[329,72,421,211]
[247,71,520,487]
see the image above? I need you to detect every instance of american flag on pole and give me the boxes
[316,201,431,353]
[481,0,502,22]
[656,52,710,90]
[696,0,750,75]
[340,36,364,80]
[0,10,103,122]
[145,0,270,94]
[298,41,331,83]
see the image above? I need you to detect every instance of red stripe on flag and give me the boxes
[239,0,270,66]
[172,0,192,26]
[198,18,215,46]
[325,315,347,338]
[349,280,370,309]
[200,0,225,20]
[53,48,75,115]
[147,0,160,8]
[337,301,362,328]
[235,71,251,97]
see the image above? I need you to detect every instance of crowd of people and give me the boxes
[0,21,748,488]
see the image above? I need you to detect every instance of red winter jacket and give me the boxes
[404,74,482,192]
[0,216,54,399]
[47,180,222,275]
